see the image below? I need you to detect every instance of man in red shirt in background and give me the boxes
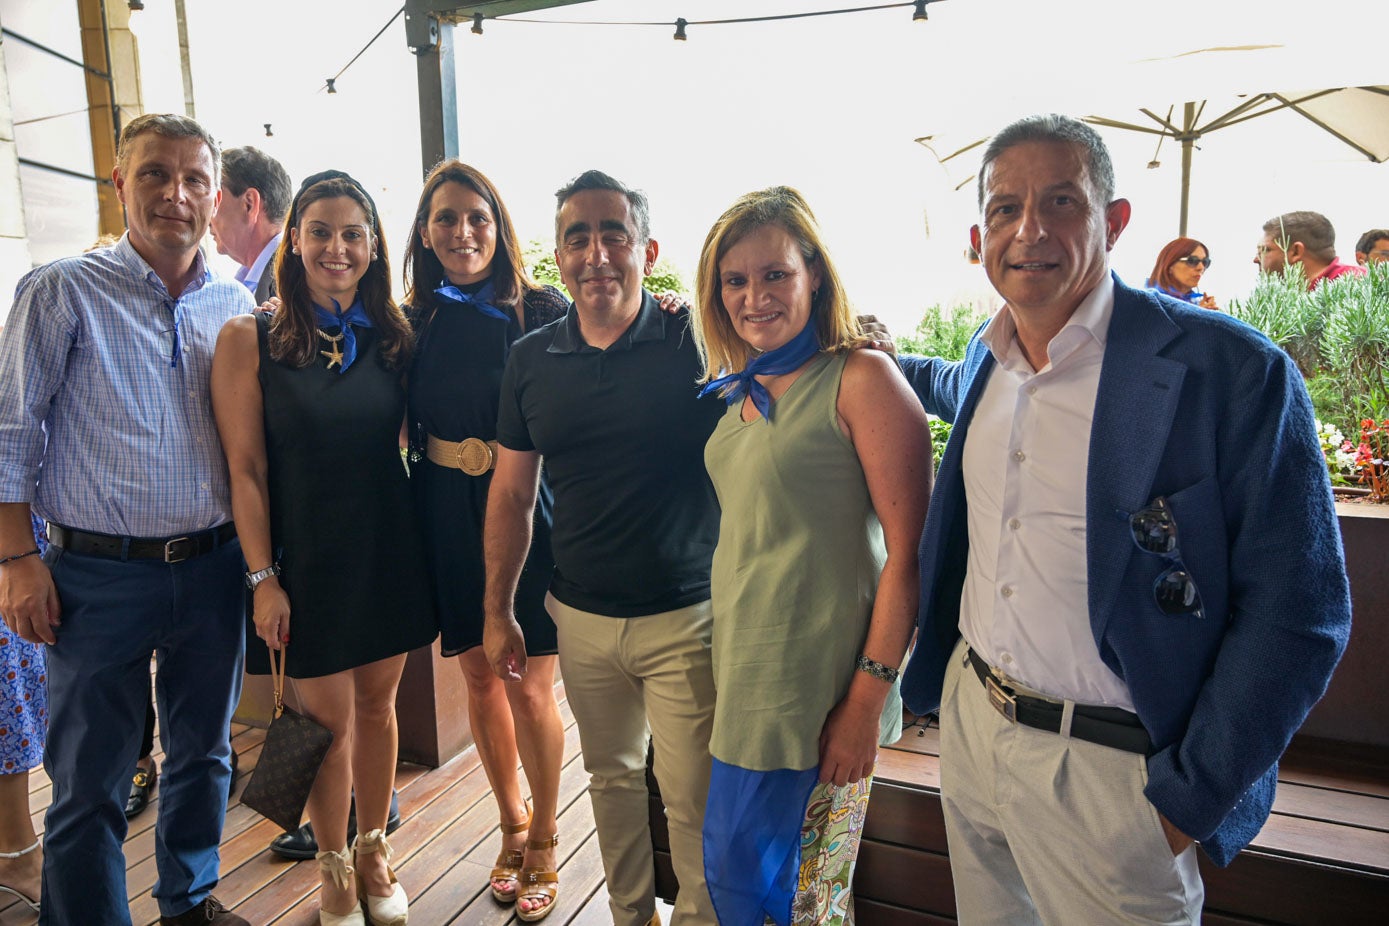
[1255,210,1367,289]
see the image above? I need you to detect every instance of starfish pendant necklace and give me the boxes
[317,328,345,370]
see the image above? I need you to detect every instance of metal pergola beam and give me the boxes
[404,0,593,177]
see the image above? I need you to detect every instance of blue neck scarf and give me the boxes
[698,317,821,420]
[312,296,373,373]
[434,279,511,322]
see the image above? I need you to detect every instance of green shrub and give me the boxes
[1227,262,1389,439]
[895,304,987,473]
[895,304,987,362]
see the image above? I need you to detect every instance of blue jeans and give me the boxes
[39,539,245,925]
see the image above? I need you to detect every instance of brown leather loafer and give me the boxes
[158,895,249,925]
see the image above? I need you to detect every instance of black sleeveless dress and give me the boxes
[247,313,437,678]
[408,282,567,656]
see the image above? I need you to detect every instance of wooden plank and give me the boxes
[863,781,948,854]
[857,896,956,926]
[1271,780,1389,833]
[854,842,956,917]
[1245,810,1389,873]
[1201,849,1389,926]
[875,748,940,792]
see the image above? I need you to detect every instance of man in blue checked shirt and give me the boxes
[0,114,253,926]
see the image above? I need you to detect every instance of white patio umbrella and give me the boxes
[1085,86,1389,236]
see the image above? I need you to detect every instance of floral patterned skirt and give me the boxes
[703,758,873,926]
[0,515,48,774]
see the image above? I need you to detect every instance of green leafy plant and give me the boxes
[896,304,985,473]
[523,237,689,299]
[895,304,988,361]
[1228,262,1389,499]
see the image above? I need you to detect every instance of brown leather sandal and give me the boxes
[489,798,532,904]
[515,833,559,923]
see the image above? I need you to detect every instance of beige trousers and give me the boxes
[939,639,1204,925]
[548,593,718,926]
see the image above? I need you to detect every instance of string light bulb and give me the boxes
[325,78,337,94]
[674,18,687,41]
[472,13,484,35]
[913,0,928,21]
[264,124,273,137]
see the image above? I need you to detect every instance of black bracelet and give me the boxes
[0,549,40,566]
[856,654,900,684]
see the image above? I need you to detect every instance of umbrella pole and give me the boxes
[1179,102,1195,237]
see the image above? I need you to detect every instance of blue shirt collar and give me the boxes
[114,233,211,298]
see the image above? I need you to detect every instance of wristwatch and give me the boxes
[245,563,281,590]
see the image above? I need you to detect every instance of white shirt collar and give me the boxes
[980,273,1116,373]
[235,232,282,291]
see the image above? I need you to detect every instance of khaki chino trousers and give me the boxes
[548,593,718,926]
[939,639,1204,925]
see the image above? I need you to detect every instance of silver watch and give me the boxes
[245,563,281,590]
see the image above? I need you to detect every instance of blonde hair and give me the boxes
[692,186,862,383]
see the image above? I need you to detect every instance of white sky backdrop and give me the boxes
[122,0,1386,334]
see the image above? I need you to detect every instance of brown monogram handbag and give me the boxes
[240,645,334,833]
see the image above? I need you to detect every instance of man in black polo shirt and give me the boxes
[484,170,721,926]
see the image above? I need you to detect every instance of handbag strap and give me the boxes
[269,644,286,719]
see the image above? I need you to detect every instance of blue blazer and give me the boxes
[899,275,1351,866]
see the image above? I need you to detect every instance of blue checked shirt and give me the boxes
[0,234,254,537]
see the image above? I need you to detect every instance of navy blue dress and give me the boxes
[248,313,437,678]
[408,282,568,656]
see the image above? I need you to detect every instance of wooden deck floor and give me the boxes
[0,688,675,926]
[7,692,1386,925]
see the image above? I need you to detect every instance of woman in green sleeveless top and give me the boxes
[690,187,932,926]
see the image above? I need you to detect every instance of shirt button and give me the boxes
[1027,386,1037,395]
[1001,585,1014,598]
[200,482,209,490]
[1009,518,1021,531]
[1000,652,1014,665]
[1013,450,1026,462]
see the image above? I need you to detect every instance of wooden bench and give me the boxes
[649,720,1389,925]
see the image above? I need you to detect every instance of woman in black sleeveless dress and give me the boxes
[212,172,434,926]
[401,161,568,921]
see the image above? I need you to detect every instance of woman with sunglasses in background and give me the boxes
[1147,237,1218,309]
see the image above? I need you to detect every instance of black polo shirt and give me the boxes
[497,292,724,617]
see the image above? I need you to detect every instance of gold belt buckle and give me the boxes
[456,437,495,476]
[986,675,1017,723]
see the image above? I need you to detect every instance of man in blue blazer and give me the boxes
[899,114,1350,924]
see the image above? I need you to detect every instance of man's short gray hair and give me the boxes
[1263,211,1337,262]
[116,113,221,185]
[221,146,292,223]
[554,170,651,246]
[977,114,1115,210]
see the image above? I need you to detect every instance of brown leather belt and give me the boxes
[425,434,498,476]
[965,648,1152,756]
[46,521,237,563]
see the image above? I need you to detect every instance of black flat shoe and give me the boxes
[124,763,158,819]
[267,789,402,859]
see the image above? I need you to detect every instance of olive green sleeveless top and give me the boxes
[704,351,903,771]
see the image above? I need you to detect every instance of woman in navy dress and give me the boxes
[402,161,568,921]
[213,171,435,926]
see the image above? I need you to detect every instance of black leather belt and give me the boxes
[46,522,237,563]
[966,648,1153,756]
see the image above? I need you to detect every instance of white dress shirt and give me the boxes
[235,232,281,295]
[958,276,1134,710]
